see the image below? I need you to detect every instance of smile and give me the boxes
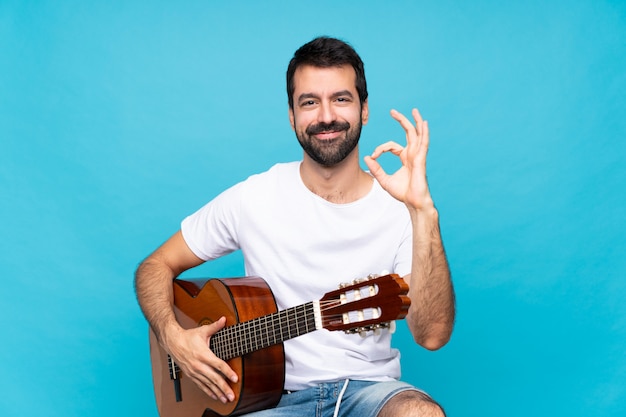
[314,131,343,140]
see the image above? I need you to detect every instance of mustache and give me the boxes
[306,121,350,136]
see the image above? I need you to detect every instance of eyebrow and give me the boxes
[297,90,355,102]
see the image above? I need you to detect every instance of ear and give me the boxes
[361,99,369,125]
[288,107,295,131]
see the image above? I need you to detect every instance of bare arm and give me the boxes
[134,231,239,403]
[404,204,455,350]
[364,108,455,350]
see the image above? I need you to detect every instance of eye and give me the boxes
[300,100,316,107]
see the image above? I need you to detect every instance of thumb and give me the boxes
[199,316,228,338]
[364,155,389,184]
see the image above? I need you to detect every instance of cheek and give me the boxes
[293,113,314,132]
[339,106,361,121]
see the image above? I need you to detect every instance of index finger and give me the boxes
[390,108,426,139]
[390,107,419,125]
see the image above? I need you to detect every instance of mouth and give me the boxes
[313,130,343,140]
[306,121,350,140]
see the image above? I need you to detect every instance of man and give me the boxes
[135,36,455,417]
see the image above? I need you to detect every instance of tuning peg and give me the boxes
[388,321,396,334]
[366,270,391,280]
[359,325,372,337]
[352,277,368,285]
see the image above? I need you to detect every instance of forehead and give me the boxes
[292,64,357,97]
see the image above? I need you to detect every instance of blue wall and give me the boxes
[1,1,625,416]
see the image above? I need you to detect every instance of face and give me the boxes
[289,65,369,167]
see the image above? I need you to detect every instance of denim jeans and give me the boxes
[241,380,424,417]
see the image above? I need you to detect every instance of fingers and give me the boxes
[169,317,239,404]
[390,108,427,140]
[365,140,405,184]
[390,108,430,161]
[411,107,425,128]
[196,318,239,402]
[189,361,233,402]
[390,108,418,133]
[201,318,239,383]
[421,120,429,158]
[365,106,432,207]
[364,155,385,180]
[369,140,405,159]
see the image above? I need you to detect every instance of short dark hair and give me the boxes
[286,36,368,109]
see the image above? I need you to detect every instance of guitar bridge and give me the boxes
[167,355,183,402]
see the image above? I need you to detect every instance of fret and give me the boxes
[295,305,305,336]
[291,307,297,337]
[209,302,317,361]
[254,316,262,350]
[283,309,291,340]
[303,304,309,334]
[243,320,251,356]
[262,315,270,349]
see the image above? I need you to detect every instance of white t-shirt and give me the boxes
[181,161,413,390]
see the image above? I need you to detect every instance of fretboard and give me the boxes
[209,301,319,361]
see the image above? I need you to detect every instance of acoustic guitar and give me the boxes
[149,274,410,417]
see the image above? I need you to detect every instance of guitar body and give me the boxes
[149,277,285,417]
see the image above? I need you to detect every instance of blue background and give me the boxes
[2,1,625,416]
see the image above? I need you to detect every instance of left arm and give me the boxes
[364,108,455,350]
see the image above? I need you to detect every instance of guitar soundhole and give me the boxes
[198,317,214,326]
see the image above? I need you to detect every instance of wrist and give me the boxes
[156,317,184,349]
[406,200,438,219]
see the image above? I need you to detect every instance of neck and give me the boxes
[300,147,373,204]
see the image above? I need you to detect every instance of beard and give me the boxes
[295,118,363,167]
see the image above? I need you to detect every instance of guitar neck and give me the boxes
[210,301,320,361]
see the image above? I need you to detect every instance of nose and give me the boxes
[317,101,336,124]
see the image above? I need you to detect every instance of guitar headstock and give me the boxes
[319,274,410,335]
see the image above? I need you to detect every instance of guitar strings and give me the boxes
[210,303,316,360]
[213,299,376,341]
[209,281,399,360]
[209,299,384,360]
[212,283,383,340]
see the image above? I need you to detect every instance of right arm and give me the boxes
[134,230,239,403]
